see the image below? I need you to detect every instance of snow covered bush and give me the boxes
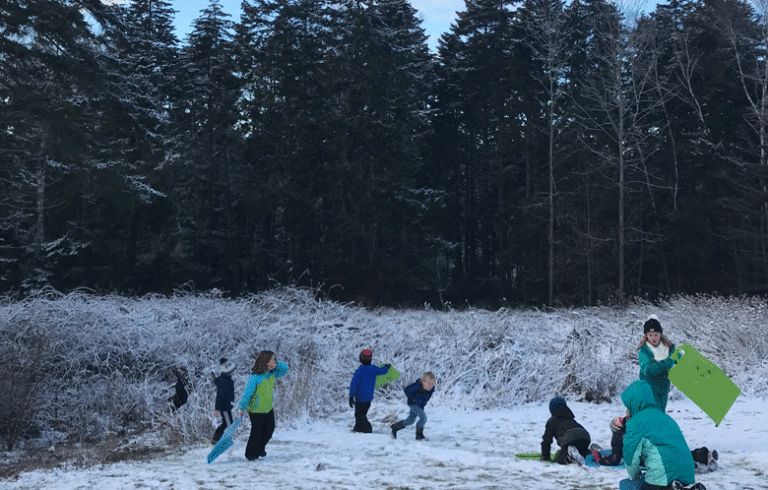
[0,328,49,451]
[1,287,766,451]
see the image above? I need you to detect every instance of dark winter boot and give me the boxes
[691,447,710,465]
[415,427,426,441]
[390,421,405,439]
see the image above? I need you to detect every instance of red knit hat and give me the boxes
[359,348,373,365]
[610,416,625,433]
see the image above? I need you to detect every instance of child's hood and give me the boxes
[621,379,656,416]
[549,404,575,419]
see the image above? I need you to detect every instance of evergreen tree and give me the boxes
[433,0,527,304]
[562,0,666,302]
[234,0,343,291]
[327,0,434,300]
[518,0,573,305]
[0,0,135,291]
[643,0,756,295]
[170,0,243,290]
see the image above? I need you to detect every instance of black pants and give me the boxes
[641,482,671,490]
[555,438,590,464]
[353,401,372,433]
[245,410,275,460]
[212,410,233,444]
[168,392,188,411]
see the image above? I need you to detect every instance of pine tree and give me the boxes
[169,0,243,289]
[433,0,525,303]
[326,0,434,299]
[0,0,128,291]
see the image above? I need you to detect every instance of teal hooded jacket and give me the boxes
[621,380,695,487]
[638,342,676,411]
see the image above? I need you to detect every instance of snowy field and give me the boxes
[3,397,766,490]
[2,289,768,489]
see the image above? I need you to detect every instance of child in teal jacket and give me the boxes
[637,316,676,411]
[621,380,697,489]
[238,350,289,461]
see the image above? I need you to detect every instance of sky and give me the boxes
[171,0,468,51]
[170,1,664,51]
[5,398,767,489]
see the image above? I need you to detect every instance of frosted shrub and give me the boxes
[0,287,766,451]
[0,332,49,451]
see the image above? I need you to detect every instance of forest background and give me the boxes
[4,0,768,308]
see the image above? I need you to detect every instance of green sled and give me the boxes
[668,343,740,426]
[514,450,560,462]
[374,364,400,388]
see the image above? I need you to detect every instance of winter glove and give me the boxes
[349,396,355,408]
[660,358,676,371]
[382,363,391,368]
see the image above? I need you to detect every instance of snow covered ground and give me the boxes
[4,397,766,490]
[2,290,768,489]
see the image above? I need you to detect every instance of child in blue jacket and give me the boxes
[391,372,436,440]
[349,349,389,433]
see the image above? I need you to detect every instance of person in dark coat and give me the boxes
[541,396,591,464]
[391,372,436,440]
[591,415,626,466]
[211,358,236,444]
[348,349,389,433]
[168,367,190,411]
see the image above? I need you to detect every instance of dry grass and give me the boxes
[0,428,173,480]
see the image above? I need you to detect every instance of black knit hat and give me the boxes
[643,317,663,334]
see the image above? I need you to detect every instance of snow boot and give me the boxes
[708,449,718,471]
[567,445,585,465]
[691,447,707,465]
[591,449,603,465]
[671,482,706,490]
[415,427,426,440]
[391,421,405,439]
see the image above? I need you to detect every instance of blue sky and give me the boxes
[171,0,465,50]
[170,1,662,51]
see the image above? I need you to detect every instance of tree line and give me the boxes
[2,0,768,307]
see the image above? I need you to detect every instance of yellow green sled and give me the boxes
[668,343,740,426]
[375,364,400,388]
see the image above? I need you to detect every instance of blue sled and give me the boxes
[207,416,244,464]
[619,478,643,490]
